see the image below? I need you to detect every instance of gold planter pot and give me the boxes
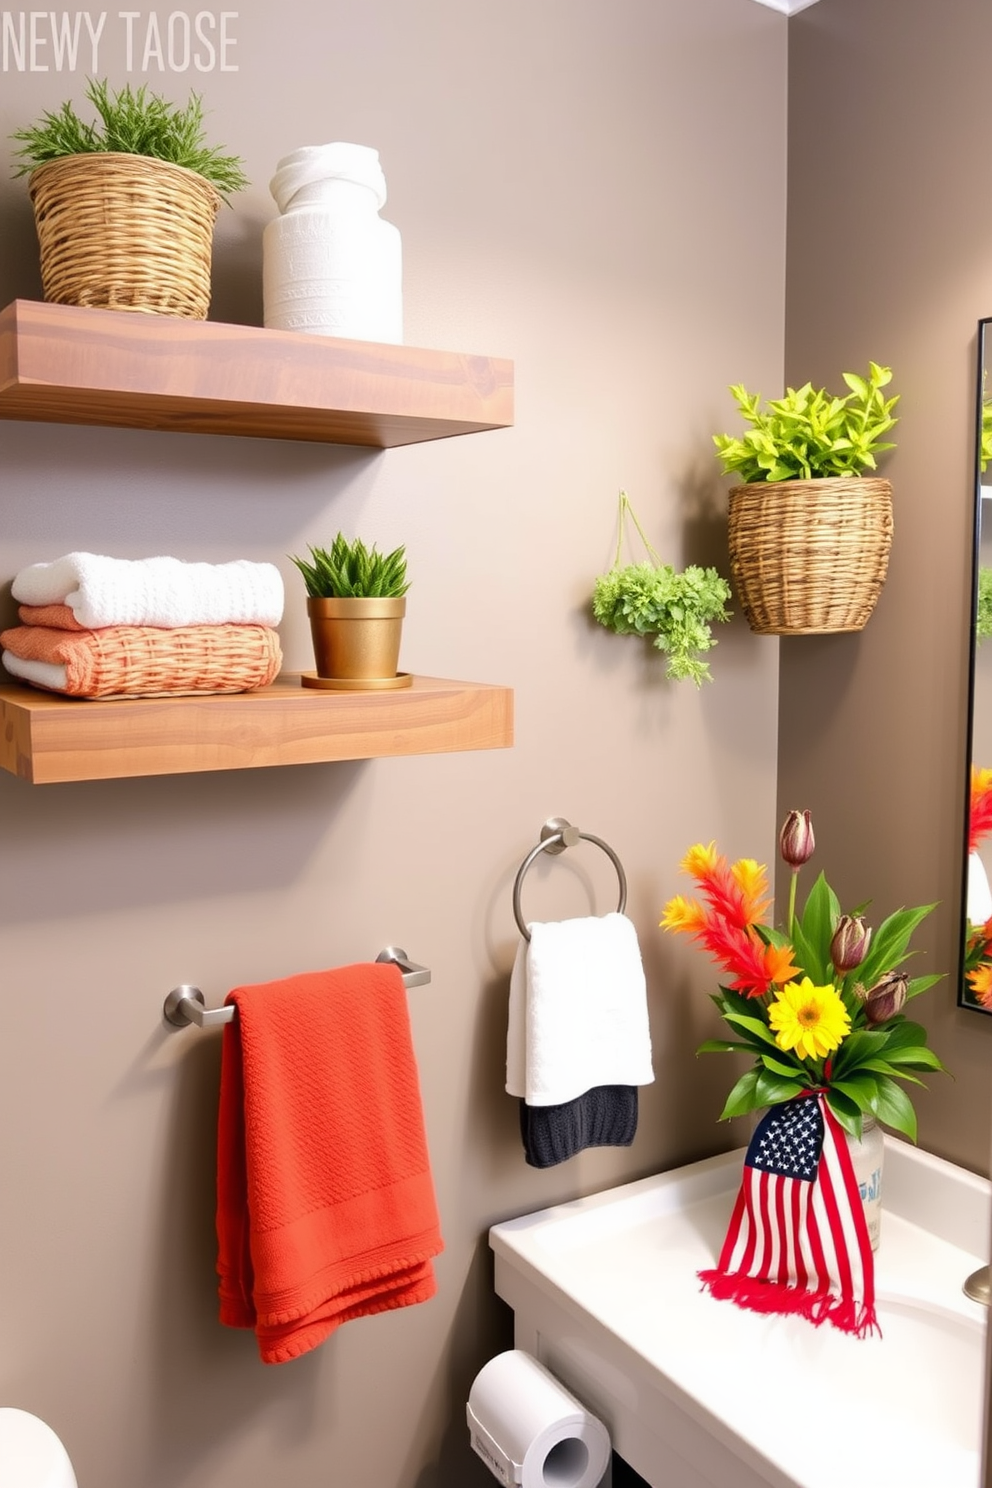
[302,595,410,691]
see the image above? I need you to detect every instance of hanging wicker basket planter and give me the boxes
[727,476,893,636]
[28,152,222,319]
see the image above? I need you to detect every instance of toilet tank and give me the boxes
[0,1408,77,1487]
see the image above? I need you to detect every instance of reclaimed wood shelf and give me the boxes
[0,673,514,784]
[0,300,514,446]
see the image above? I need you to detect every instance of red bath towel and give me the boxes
[216,963,443,1364]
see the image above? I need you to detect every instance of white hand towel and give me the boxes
[505,912,654,1107]
[2,651,65,691]
[11,553,284,630]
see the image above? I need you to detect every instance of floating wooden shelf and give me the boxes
[0,300,514,446]
[0,673,514,784]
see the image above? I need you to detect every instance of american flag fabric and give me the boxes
[699,1093,878,1337]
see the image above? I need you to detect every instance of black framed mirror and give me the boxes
[960,317,992,1012]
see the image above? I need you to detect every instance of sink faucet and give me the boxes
[963,1265,990,1304]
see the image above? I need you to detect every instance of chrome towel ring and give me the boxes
[512,817,627,940]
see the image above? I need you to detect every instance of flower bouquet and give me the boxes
[963,767,992,1008]
[660,811,944,1336]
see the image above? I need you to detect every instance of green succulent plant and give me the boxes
[713,362,899,484]
[10,78,248,198]
[591,491,732,687]
[290,534,410,599]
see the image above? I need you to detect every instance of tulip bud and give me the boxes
[780,809,815,868]
[830,915,872,973]
[864,971,908,1026]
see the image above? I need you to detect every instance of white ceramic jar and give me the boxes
[846,1114,884,1251]
[262,143,402,343]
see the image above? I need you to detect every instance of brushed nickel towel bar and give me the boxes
[512,816,627,941]
[162,947,431,1029]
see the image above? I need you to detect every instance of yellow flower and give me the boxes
[730,857,772,923]
[768,977,851,1061]
[659,894,706,933]
[681,842,719,879]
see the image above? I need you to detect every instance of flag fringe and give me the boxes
[698,1268,880,1339]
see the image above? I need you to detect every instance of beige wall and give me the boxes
[0,3,786,1485]
[781,0,992,1177]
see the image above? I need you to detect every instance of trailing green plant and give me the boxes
[290,534,410,599]
[978,567,992,642]
[591,491,732,687]
[713,362,899,484]
[10,78,248,198]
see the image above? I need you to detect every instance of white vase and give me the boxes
[846,1115,884,1251]
[262,143,403,344]
[967,850,992,925]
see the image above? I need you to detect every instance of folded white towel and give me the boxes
[2,651,65,691]
[11,553,284,630]
[505,913,654,1107]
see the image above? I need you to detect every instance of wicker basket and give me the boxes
[28,152,222,319]
[727,476,893,636]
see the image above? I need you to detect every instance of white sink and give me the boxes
[490,1139,991,1488]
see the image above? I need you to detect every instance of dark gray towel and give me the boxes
[519,1086,638,1168]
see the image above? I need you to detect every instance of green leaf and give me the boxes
[754,1070,808,1106]
[824,1087,863,1138]
[719,1068,763,1121]
[722,1011,780,1047]
[853,904,937,987]
[760,1051,809,1079]
[829,1074,880,1113]
[879,1019,930,1050]
[830,1028,891,1077]
[696,1039,754,1054]
[905,973,944,1001]
[859,1061,926,1087]
[874,1044,944,1072]
[870,1076,918,1142]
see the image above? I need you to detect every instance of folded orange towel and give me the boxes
[0,622,281,698]
[17,604,87,631]
[216,964,444,1365]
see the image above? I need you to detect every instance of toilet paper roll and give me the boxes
[466,1349,611,1488]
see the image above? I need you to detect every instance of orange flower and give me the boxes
[763,941,803,987]
[662,848,799,999]
[968,962,992,1008]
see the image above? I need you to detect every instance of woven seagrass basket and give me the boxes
[28,152,222,318]
[727,476,893,635]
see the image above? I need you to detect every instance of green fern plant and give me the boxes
[713,362,899,483]
[977,567,992,642]
[11,78,248,198]
[290,534,410,599]
[591,492,732,687]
